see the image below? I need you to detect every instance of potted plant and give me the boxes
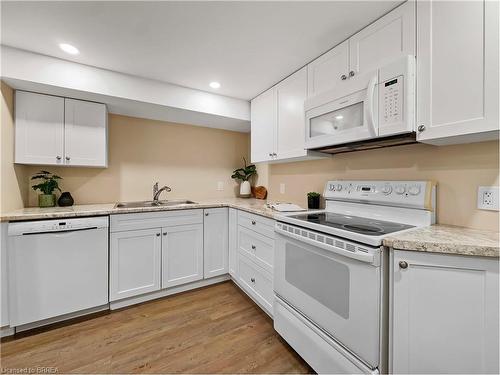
[231,158,257,198]
[307,192,321,209]
[31,170,62,207]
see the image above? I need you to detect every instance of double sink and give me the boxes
[115,199,197,209]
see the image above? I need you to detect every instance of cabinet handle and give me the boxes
[341,74,347,81]
[269,153,273,157]
[399,261,408,269]
[156,233,161,237]
[272,152,277,157]
[251,220,256,225]
[56,156,62,160]
[250,277,255,283]
[417,125,426,132]
[251,245,256,250]
[163,232,167,236]
[205,212,209,216]
[349,70,355,77]
[65,156,71,161]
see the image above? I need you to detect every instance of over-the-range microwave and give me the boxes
[304,55,416,153]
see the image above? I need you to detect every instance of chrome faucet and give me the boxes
[152,182,172,204]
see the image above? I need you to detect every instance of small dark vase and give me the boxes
[58,192,74,207]
[307,195,320,210]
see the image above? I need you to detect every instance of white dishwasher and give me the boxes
[8,217,109,328]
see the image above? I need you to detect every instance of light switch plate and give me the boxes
[477,186,499,211]
[280,183,286,194]
[217,181,224,191]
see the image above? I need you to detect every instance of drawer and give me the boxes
[111,209,203,232]
[238,210,275,239]
[238,253,273,315]
[238,226,274,274]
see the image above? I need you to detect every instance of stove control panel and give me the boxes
[324,180,436,210]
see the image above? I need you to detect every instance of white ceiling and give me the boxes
[1,1,402,101]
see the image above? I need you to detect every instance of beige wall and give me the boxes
[1,81,251,211]
[0,82,28,213]
[266,141,500,231]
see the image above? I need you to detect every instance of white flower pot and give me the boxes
[239,180,251,198]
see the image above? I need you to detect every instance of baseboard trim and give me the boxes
[1,326,15,338]
[110,274,231,310]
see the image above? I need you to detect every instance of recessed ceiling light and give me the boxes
[209,81,221,89]
[59,43,79,55]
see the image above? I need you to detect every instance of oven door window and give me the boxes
[285,243,350,319]
[309,102,364,138]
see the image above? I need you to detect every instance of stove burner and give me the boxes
[342,224,384,234]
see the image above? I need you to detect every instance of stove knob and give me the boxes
[395,185,406,195]
[336,184,343,191]
[408,184,421,195]
[381,184,392,195]
[329,184,335,191]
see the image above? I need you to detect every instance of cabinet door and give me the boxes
[349,1,415,77]
[391,250,499,374]
[416,0,499,144]
[14,91,64,165]
[250,89,276,163]
[307,40,349,97]
[161,224,203,288]
[203,208,228,278]
[64,98,107,167]
[110,228,161,301]
[228,208,238,277]
[275,67,308,160]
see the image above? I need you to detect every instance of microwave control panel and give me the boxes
[380,75,403,126]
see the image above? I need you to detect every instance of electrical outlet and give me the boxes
[217,181,224,191]
[280,183,286,194]
[477,186,499,211]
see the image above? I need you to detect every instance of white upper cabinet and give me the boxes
[15,91,65,165]
[203,208,229,278]
[276,67,309,159]
[251,68,326,163]
[161,224,203,288]
[64,99,107,167]
[15,91,108,167]
[349,1,415,78]
[416,0,499,145]
[307,40,349,97]
[250,88,275,163]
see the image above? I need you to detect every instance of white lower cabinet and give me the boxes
[390,249,499,374]
[110,228,162,301]
[162,224,203,288]
[238,252,273,315]
[203,208,229,278]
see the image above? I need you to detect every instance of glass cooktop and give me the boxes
[287,212,415,236]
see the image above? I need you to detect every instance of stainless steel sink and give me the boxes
[115,200,197,209]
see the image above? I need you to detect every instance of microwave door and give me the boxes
[305,76,378,150]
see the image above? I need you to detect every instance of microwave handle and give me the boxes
[366,75,378,137]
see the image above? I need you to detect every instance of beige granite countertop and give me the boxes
[383,225,500,258]
[0,198,277,222]
[3,201,498,258]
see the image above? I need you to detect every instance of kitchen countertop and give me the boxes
[0,198,277,222]
[383,225,500,258]
[3,201,498,258]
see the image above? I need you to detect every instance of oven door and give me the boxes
[274,230,381,368]
[305,75,378,150]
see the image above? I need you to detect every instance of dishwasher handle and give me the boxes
[22,227,99,236]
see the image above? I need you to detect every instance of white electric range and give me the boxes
[273,180,436,374]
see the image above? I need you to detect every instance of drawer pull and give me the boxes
[251,245,256,250]
[156,233,161,237]
[251,220,256,225]
[250,277,255,283]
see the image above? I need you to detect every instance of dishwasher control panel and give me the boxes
[8,216,109,236]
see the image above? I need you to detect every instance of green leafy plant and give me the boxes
[31,170,62,195]
[307,192,321,198]
[231,158,257,182]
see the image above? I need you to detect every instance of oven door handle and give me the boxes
[275,226,378,265]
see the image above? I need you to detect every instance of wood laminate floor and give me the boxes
[1,281,313,374]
